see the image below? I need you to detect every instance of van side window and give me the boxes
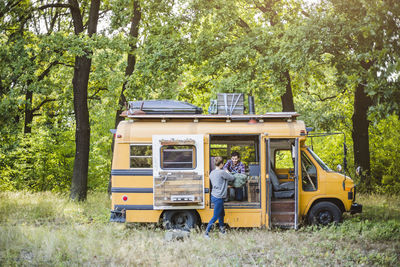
[161,145,195,169]
[275,150,294,169]
[301,152,318,191]
[130,144,152,168]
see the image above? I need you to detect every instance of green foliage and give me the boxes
[0,0,399,195]
[0,129,74,192]
[305,134,351,175]
[275,150,293,169]
[370,115,400,194]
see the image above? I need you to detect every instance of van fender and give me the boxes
[303,195,346,217]
[195,209,210,224]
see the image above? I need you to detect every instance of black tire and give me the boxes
[163,210,197,231]
[308,201,342,226]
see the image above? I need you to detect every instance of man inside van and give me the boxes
[224,151,245,174]
[224,152,246,200]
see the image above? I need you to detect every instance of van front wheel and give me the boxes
[163,210,197,230]
[308,202,342,226]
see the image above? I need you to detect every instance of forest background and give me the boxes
[1,0,400,199]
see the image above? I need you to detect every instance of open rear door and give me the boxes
[293,138,300,229]
[152,135,204,210]
[265,137,272,229]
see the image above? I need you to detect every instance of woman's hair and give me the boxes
[214,156,224,167]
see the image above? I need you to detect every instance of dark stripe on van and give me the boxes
[112,187,209,194]
[111,188,153,193]
[114,205,153,210]
[111,169,153,176]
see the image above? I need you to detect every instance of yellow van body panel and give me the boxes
[126,210,162,222]
[113,193,153,205]
[112,176,153,188]
[197,209,262,228]
[110,118,356,228]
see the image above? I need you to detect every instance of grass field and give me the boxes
[0,192,399,266]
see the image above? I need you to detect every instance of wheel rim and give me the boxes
[171,212,188,229]
[317,210,333,225]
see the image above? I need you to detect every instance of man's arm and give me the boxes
[240,162,245,173]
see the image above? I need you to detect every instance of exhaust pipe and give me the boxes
[248,95,255,115]
[248,95,257,124]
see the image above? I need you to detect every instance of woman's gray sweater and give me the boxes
[210,169,235,198]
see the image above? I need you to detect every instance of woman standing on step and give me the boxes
[205,157,235,237]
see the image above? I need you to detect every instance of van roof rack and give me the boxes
[121,111,299,122]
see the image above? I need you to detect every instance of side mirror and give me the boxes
[337,164,342,173]
[356,166,362,176]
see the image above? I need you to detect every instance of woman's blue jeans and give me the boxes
[205,195,225,234]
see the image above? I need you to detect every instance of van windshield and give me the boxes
[307,148,332,171]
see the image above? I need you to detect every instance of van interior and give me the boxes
[269,139,296,199]
[209,136,298,208]
[209,134,260,207]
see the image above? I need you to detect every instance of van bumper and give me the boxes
[110,209,126,223]
[350,203,362,214]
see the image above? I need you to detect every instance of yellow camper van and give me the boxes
[110,98,362,230]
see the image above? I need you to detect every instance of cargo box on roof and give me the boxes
[128,100,203,115]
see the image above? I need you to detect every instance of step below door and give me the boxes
[152,135,204,210]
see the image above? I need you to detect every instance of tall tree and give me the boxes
[296,0,400,187]
[326,0,399,185]
[252,0,296,112]
[114,0,141,128]
[69,0,100,201]
[1,1,67,134]
[183,0,303,112]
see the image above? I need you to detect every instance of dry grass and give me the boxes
[0,192,399,266]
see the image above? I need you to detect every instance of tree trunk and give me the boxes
[351,82,372,188]
[114,0,141,129]
[70,55,91,201]
[69,0,100,201]
[24,90,33,134]
[280,70,295,112]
